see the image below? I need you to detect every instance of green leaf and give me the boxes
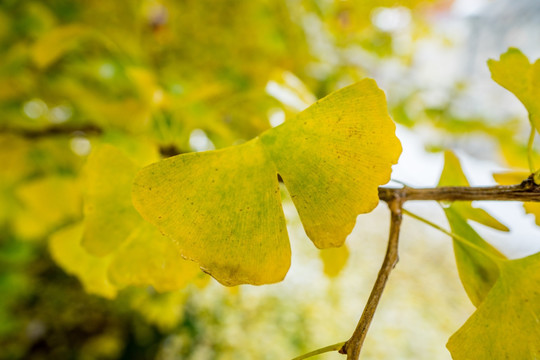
[488,48,540,132]
[439,151,507,307]
[133,79,402,286]
[439,151,508,231]
[447,251,540,359]
[444,207,505,307]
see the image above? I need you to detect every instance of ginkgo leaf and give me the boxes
[134,138,290,286]
[49,222,117,299]
[444,207,505,307]
[260,79,401,247]
[439,151,508,231]
[319,244,350,277]
[79,145,202,292]
[108,222,201,292]
[439,151,507,307]
[488,48,540,132]
[133,79,401,286]
[82,145,141,256]
[14,175,82,240]
[447,251,540,359]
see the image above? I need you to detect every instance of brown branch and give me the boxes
[0,124,186,156]
[339,198,403,360]
[378,176,540,203]
[0,124,103,138]
[341,176,540,359]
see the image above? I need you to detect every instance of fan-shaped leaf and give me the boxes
[439,151,506,306]
[49,222,117,298]
[82,146,141,256]
[488,48,540,132]
[133,79,401,286]
[447,251,540,359]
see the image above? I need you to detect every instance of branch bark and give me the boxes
[339,198,403,359]
[378,176,540,203]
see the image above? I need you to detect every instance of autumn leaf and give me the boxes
[488,48,540,133]
[49,222,117,299]
[439,151,508,231]
[439,151,507,307]
[319,245,350,278]
[133,79,402,286]
[50,145,202,297]
[447,251,540,359]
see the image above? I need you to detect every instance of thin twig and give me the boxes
[339,199,403,359]
[0,124,103,138]
[291,342,346,360]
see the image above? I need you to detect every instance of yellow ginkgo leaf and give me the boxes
[439,151,507,307]
[15,175,82,240]
[49,222,117,299]
[134,138,290,286]
[133,79,401,286]
[82,145,141,256]
[488,48,540,132]
[447,252,540,359]
[492,171,530,186]
[79,145,202,293]
[319,244,350,278]
[439,151,508,231]
[260,80,401,247]
[108,222,201,292]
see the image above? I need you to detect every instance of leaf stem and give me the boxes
[291,342,346,360]
[402,208,504,265]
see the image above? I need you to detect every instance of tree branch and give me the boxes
[378,175,540,203]
[0,124,103,138]
[341,176,540,359]
[339,198,402,359]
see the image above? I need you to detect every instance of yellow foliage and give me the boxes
[14,175,81,240]
[488,48,540,133]
[133,79,401,286]
[447,252,540,359]
[319,244,350,278]
[49,222,117,298]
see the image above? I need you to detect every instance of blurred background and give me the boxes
[1,0,540,359]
